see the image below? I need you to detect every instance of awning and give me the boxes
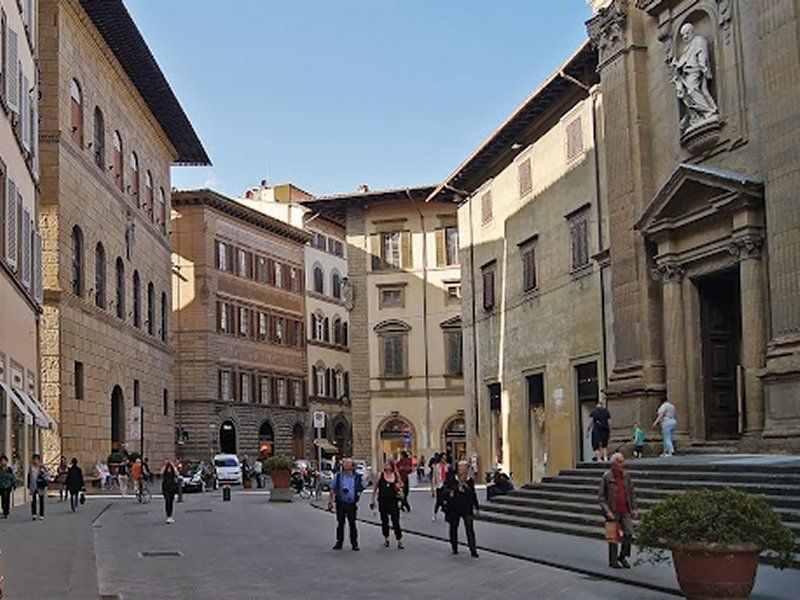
[0,382,32,425]
[313,438,339,454]
[19,391,56,429]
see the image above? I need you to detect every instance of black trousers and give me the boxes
[1,489,11,516]
[379,504,402,540]
[164,491,175,518]
[449,513,477,554]
[400,479,411,511]
[335,501,358,547]
[69,491,79,511]
[31,489,45,517]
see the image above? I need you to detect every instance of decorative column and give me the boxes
[654,263,688,436]
[729,234,767,435]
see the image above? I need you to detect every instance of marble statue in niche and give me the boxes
[671,22,719,135]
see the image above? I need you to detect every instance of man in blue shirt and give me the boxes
[328,458,364,550]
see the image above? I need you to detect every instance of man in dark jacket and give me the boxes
[0,455,16,518]
[65,458,84,512]
[327,458,364,551]
[599,452,638,568]
[445,460,480,558]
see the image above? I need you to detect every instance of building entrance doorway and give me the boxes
[110,385,125,452]
[575,361,599,463]
[258,421,274,457]
[220,420,237,454]
[699,270,741,440]
[379,417,414,463]
[442,415,466,461]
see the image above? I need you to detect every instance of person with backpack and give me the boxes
[327,457,364,551]
[27,453,50,520]
[66,458,84,512]
[0,455,16,518]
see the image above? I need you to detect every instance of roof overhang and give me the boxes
[300,185,438,225]
[79,0,210,166]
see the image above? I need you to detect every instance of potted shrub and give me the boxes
[637,488,796,599]
[107,452,124,475]
[264,455,294,502]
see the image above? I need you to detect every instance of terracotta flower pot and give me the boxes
[269,470,291,489]
[672,543,760,600]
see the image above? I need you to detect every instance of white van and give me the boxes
[213,454,242,485]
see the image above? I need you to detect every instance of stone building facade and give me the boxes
[587,0,800,452]
[239,182,352,457]
[305,188,467,470]
[0,0,52,492]
[172,189,311,462]
[38,0,209,467]
[428,43,609,480]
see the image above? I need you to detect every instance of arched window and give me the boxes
[94,242,106,308]
[147,281,155,335]
[331,271,342,299]
[335,368,345,399]
[130,152,139,206]
[342,322,349,347]
[323,317,330,343]
[157,188,167,234]
[145,171,154,221]
[313,265,324,294]
[133,270,141,328]
[315,363,326,397]
[113,131,123,191]
[115,257,125,319]
[310,313,317,340]
[93,107,105,168]
[71,226,84,297]
[70,79,83,146]
[160,291,168,342]
[333,317,342,345]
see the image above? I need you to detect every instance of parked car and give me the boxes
[354,460,373,485]
[213,454,242,486]
[179,461,215,493]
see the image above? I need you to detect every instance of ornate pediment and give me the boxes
[635,163,763,237]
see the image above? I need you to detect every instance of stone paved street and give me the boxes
[0,490,676,600]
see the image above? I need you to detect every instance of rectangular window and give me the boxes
[527,373,545,407]
[133,379,140,407]
[445,226,458,266]
[220,370,232,401]
[258,312,268,341]
[290,267,300,292]
[256,256,267,283]
[74,361,84,400]
[218,301,228,333]
[237,249,252,278]
[332,240,344,257]
[445,329,463,376]
[162,388,169,416]
[569,210,590,271]
[445,284,461,304]
[566,117,584,161]
[292,320,302,346]
[481,191,492,225]
[292,380,302,407]
[482,267,495,311]
[379,287,404,309]
[240,373,251,403]
[382,334,405,377]
[276,378,287,406]
[381,232,401,269]
[239,307,251,337]
[522,245,537,292]
[217,242,228,272]
[260,376,271,405]
[275,317,285,344]
[274,261,282,287]
[313,232,327,250]
[518,157,532,197]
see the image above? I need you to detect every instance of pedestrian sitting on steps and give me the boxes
[599,452,638,569]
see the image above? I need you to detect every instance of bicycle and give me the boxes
[135,479,151,504]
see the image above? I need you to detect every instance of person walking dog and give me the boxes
[445,460,480,558]
[66,458,84,512]
[370,462,404,549]
[328,458,364,551]
[599,452,638,569]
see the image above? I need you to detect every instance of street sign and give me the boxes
[313,411,326,429]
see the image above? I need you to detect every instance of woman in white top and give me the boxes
[652,400,677,457]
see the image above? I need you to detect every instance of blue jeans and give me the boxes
[661,421,676,455]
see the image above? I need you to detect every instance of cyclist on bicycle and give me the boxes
[131,458,144,497]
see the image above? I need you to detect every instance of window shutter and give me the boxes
[5,178,17,268]
[435,229,445,267]
[33,229,42,303]
[401,231,412,269]
[5,27,17,113]
[20,71,29,150]
[0,10,6,106]
[20,207,30,288]
[266,258,275,285]
[32,96,39,178]
[369,233,381,270]
[0,160,5,257]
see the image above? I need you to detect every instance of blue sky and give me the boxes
[125,1,594,198]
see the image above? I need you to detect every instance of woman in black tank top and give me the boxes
[370,461,404,548]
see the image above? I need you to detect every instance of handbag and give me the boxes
[604,520,621,543]
[79,490,86,505]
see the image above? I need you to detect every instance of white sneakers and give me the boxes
[166,517,175,524]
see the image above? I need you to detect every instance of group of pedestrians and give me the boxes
[587,398,679,460]
[328,455,481,558]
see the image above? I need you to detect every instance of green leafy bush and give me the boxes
[263,454,293,474]
[637,488,796,567]
[107,452,124,464]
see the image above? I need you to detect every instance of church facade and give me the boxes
[587,0,800,453]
